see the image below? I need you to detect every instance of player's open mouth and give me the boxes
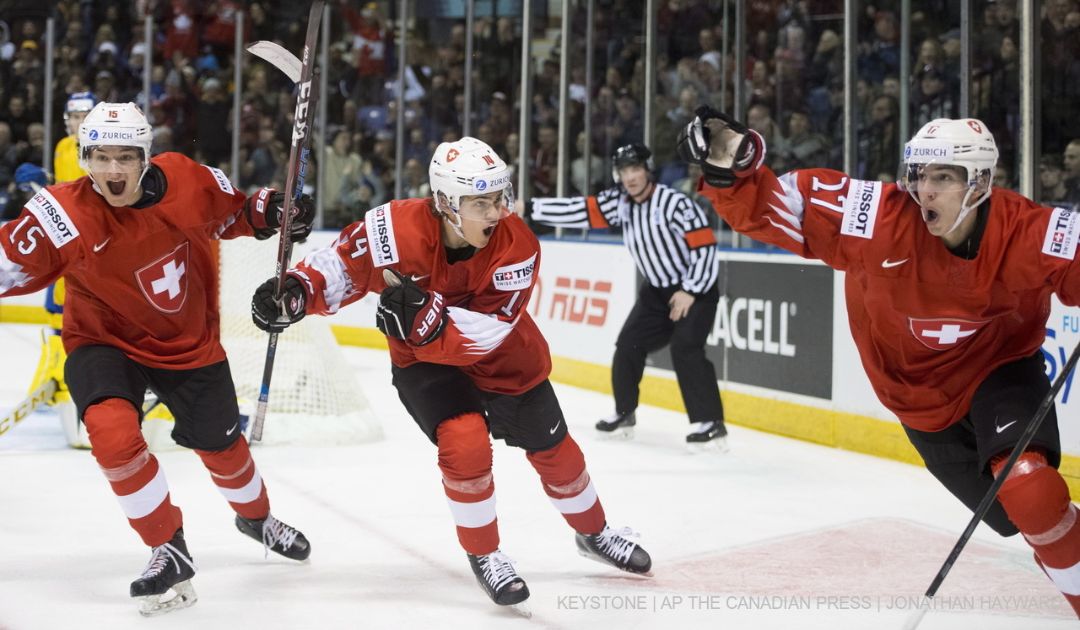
[482,224,496,237]
[923,209,939,224]
[107,180,127,196]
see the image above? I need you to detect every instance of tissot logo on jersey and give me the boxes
[909,316,990,350]
[26,189,80,248]
[135,242,190,314]
[204,165,235,195]
[492,253,537,291]
[1042,207,1080,261]
[365,203,399,267]
[840,179,882,239]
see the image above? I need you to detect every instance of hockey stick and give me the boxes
[247,0,325,442]
[0,379,58,437]
[902,339,1080,630]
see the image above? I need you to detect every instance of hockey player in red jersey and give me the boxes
[251,137,652,610]
[678,106,1080,616]
[0,102,315,616]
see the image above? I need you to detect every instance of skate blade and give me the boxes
[137,580,197,617]
[597,426,635,440]
[576,549,653,577]
[508,602,532,618]
[686,436,729,454]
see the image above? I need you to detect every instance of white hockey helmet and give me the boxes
[78,102,153,176]
[901,118,998,233]
[429,137,514,225]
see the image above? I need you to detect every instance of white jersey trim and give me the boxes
[215,469,265,505]
[0,246,31,292]
[116,465,170,520]
[547,480,599,515]
[446,494,497,528]
[203,165,235,195]
[448,307,516,355]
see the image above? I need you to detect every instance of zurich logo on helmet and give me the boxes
[474,179,488,192]
[88,129,99,141]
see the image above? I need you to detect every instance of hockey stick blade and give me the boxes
[902,338,1080,630]
[250,0,325,443]
[245,41,302,83]
[0,379,58,437]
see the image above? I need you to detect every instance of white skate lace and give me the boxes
[140,543,194,579]
[690,421,717,434]
[261,515,299,557]
[593,526,640,564]
[480,551,520,592]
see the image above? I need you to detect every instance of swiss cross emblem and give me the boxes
[135,242,190,313]
[446,148,459,162]
[909,316,989,350]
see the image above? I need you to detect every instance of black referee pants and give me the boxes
[612,282,724,424]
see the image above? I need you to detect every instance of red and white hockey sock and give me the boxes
[527,435,606,535]
[994,451,1080,617]
[195,436,270,521]
[84,398,182,547]
[437,413,499,555]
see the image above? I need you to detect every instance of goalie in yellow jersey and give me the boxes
[28,92,175,448]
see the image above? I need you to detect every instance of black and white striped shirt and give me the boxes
[529,183,720,294]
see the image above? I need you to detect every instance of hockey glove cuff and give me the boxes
[244,187,316,241]
[676,105,765,188]
[251,275,307,333]
[375,269,448,347]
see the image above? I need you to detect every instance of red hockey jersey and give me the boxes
[698,167,1080,431]
[292,198,551,395]
[0,153,252,369]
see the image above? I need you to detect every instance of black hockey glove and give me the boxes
[676,105,765,188]
[251,275,307,333]
[375,269,448,347]
[244,187,316,241]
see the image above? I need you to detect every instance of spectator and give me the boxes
[747,103,788,172]
[194,78,230,167]
[1064,138,1080,203]
[914,65,958,127]
[782,110,830,172]
[861,95,900,182]
[323,128,365,216]
[1039,154,1070,205]
[993,163,1014,191]
[2,163,47,221]
[570,131,605,196]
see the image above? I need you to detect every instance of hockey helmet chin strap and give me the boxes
[942,177,991,236]
[444,208,467,240]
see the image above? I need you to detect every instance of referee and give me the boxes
[518,143,727,450]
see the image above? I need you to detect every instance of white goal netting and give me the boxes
[217,236,382,446]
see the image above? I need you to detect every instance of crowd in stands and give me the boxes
[1,0,1079,233]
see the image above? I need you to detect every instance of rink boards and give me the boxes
[2,230,1078,491]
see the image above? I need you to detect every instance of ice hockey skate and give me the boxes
[129,529,198,617]
[235,514,311,561]
[467,550,531,616]
[576,524,653,575]
[686,420,729,453]
[595,411,636,439]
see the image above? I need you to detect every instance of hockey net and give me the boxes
[216,236,382,446]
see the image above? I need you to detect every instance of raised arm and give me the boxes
[526,187,622,229]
